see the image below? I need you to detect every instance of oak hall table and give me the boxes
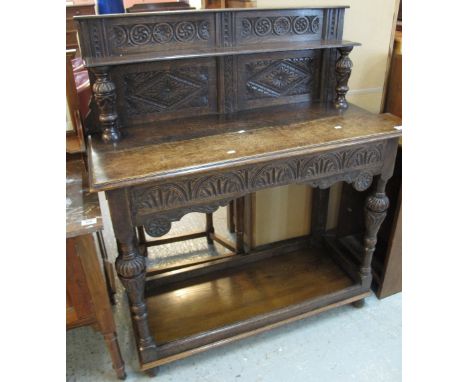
[76,7,402,376]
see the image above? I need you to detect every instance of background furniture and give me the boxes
[66,159,125,379]
[66,49,86,155]
[127,1,194,12]
[66,2,95,53]
[76,7,401,376]
[203,0,257,8]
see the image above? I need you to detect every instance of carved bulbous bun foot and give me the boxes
[145,366,160,378]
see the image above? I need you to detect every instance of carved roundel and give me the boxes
[273,17,291,35]
[310,16,320,33]
[353,172,373,192]
[293,16,309,34]
[144,217,172,237]
[198,20,210,40]
[241,19,252,37]
[153,23,174,43]
[129,24,151,45]
[112,26,127,47]
[255,17,273,36]
[175,21,196,41]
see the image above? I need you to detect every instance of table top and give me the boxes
[88,102,402,192]
[67,159,103,238]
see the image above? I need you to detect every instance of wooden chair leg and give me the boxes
[206,213,214,244]
[227,200,236,233]
[103,332,126,380]
[235,198,245,254]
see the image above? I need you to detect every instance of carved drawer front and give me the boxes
[237,50,323,111]
[130,142,386,221]
[112,57,217,125]
[233,9,324,46]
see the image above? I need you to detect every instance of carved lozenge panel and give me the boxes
[131,142,385,216]
[112,58,217,124]
[237,50,322,110]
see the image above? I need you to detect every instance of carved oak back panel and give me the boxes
[76,7,348,133]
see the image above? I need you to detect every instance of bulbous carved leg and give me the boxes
[361,178,390,289]
[334,46,353,110]
[115,239,158,364]
[91,66,122,143]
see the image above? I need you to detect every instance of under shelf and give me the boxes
[142,244,367,368]
[84,40,360,67]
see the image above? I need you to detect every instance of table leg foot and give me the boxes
[145,366,160,378]
[352,299,365,308]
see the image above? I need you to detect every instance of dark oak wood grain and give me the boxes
[146,246,354,344]
[75,7,402,374]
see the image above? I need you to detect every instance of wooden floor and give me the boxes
[146,246,355,345]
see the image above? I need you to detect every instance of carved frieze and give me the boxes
[240,16,321,39]
[132,143,386,215]
[107,20,211,50]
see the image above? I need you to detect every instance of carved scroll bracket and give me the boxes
[334,46,353,110]
[142,198,233,237]
[91,66,122,143]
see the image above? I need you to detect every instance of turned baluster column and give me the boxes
[107,189,158,364]
[354,138,398,308]
[334,46,353,110]
[360,177,390,291]
[91,66,122,143]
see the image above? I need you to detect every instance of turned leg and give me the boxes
[145,367,160,377]
[103,332,126,380]
[310,188,330,244]
[115,238,158,364]
[227,201,236,233]
[235,198,245,254]
[91,66,122,143]
[206,213,214,244]
[334,46,353,110]
[360,177,390,290]
[107,190,158,365]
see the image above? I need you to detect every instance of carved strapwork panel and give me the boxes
[237,50,322,110]
[112,58,217,124]
[235,10,324,45]
[131,142,386,217]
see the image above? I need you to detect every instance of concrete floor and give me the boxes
[66,195,401,382]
